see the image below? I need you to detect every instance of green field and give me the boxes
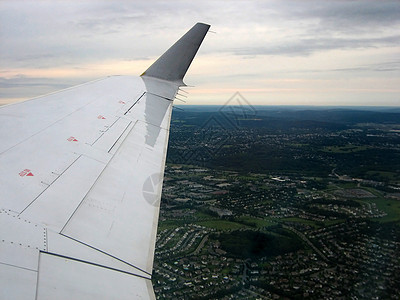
[366,171,400,184]
[196,220,247,231]
[194,211,215,219]
[329,187,400,223]
[278,217,321,228]
[361,198,400,223]
[322,145,370,153]
[236,216,276,228]
[358,188,400,222]
[158,220,188,230]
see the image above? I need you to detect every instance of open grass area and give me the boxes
[333,182,359,189]
[327,187,400,223]
[322,145,370,153]
[194,211,215,219]
[194,216,277,231]
[196,220,247,231]
[289,143,309,147]
[278,217,321,229]
[237,175,260,182]
[323,219,346,226]
[236,216,276,228]
[332,187,400,223]
[359,188,400,222]
[366,171,400,184]
[360,197,400,223]
[157,220,186,230]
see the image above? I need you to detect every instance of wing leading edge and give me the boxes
[0,22,210,299]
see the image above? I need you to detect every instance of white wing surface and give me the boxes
[0,22,210,299]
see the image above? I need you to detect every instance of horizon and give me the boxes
[172,104,400,114]
[175,104,400,108]
[1,1,399,106]
[2,100,400,111]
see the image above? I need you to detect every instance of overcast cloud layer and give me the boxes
[1,0,399,106]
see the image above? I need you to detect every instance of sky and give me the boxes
[0,0,399,106]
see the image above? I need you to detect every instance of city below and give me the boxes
[152,104,400,299]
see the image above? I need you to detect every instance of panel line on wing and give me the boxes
[58,156,110,234]
[88,117,121,146]
[104,116,121,129]
[40,154,81,186]
[0,262,37,273]
[58,234,152,276]
[35,246,42,300]
[57,142,138,236]
[18,155,82,215]
[41,251,151,279]
[88,132,106,146]
[124,92,146,115]
[108,120,136,154]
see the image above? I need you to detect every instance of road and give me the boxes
[282,224,329,262]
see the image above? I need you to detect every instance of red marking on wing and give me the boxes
[19,169,33,177]
[67,136,78,142]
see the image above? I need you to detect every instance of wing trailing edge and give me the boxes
[141,22,210,85]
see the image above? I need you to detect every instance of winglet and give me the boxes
[141,22,210,85]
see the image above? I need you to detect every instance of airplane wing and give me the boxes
[0,22,210,299]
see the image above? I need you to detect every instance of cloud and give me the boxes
[0,75,76,100]
[269,0,400,32]
[331,60,400,73]
[0,0,399,106]
[304,1,400,31]
[213,1,400,58]
[231,34,400,57]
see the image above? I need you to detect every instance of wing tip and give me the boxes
[141,22,210,84]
